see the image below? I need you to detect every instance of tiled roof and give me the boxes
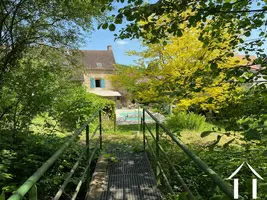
[235,54,256,64]
[81,47,116,70]
[235,54,262,70]
[71,74,84,81]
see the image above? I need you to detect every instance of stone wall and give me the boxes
[83,69,114,91]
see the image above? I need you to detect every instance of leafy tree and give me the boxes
[0,47,73,133]
[109,64,144,102]
[120,25,245,114]
[102,0,267,60]
[0,0,105,84]
[0,46,115,197]
[0,1,115,198]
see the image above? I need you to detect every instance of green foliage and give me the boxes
[0,46,77,131]
[0,129,87,198]
[0,44,114,200]
[0,0,106,83]
[0,150,16,191]
[0,1,114,199]
[117,25,244,114]
[165,112,206,132]
[51,85,115,131]
[214,85,267,141]
[109,64,144,101]
[149,135,267,199]
[102,0,267,59]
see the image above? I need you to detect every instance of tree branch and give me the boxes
[210,8,267,14]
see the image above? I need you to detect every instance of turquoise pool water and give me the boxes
[118,111,153,121]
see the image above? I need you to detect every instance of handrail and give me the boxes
[145,136,174,194]
[71,138,100,200]
[142,108,234,199]
[144,122,195,199]
[53,144,89,200]
[7,108,103,200]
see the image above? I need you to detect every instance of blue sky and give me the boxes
[80,1,267,65]
[80,1,145,66]
[80,25,143,65]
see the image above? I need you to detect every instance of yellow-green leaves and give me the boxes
[118,23,246,113]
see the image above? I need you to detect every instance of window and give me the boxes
[96,63,102,67]
[90,78,105,88]
[95,79,101,87]
[90,77,95,88]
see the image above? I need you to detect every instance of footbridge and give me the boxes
[1,108,235,200]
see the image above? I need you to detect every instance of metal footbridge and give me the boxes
[1,108,235,200]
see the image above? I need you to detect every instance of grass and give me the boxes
[102,133,143,153]
[80,118,244,152]
[179,130,243,147]
[76,118,247,199]
[30,112,244,151]
[177,120,244,147]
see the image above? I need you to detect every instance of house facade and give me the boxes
[80,45,121,101]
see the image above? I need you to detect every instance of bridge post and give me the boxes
[142,109,146,151]
[86,124,90,161]
[0,190,5,200]
[99,110,102,150]
[28,184,37,200]
[114,113,116,132]
[86,124,90,189]
[155,122,161,184]
[156,122,159,159]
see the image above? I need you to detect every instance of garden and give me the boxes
[1,0,267,199]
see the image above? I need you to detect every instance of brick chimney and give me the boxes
[107,45,112,51]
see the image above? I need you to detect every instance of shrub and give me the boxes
[0,130,92,199]
[51,85,115,131]
[165,112,206,132]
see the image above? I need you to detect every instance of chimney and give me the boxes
[107,45,112,51]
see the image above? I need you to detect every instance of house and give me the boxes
[79,45,121,102]
[236,55,267,88]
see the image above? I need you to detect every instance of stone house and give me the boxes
[79,45,121,102]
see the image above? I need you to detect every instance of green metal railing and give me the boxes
[141,108,234,199]
[1,109,103,200]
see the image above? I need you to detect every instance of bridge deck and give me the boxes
[99,152,162,200]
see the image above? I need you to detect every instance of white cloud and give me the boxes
[116,40,129,45]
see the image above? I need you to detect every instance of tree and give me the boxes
[0,1,116,197]
[109,64,144,102]
[0,0,105,85]
[0,46,74,132]
[118,25,246,113]
[101,0,267,63]
[0,0,109,132]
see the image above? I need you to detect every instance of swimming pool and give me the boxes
[116,109,154,124]
[119,112,152,121]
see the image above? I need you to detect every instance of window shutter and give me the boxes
[90,77,95,88]
[100,79,105,88]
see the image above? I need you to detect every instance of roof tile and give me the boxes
[81,50,116,70]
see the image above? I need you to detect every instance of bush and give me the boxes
[165,112,206,132]
[0,130,93,199]
[51,85,115,131]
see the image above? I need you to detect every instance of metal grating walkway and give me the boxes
[100,152,162,200]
